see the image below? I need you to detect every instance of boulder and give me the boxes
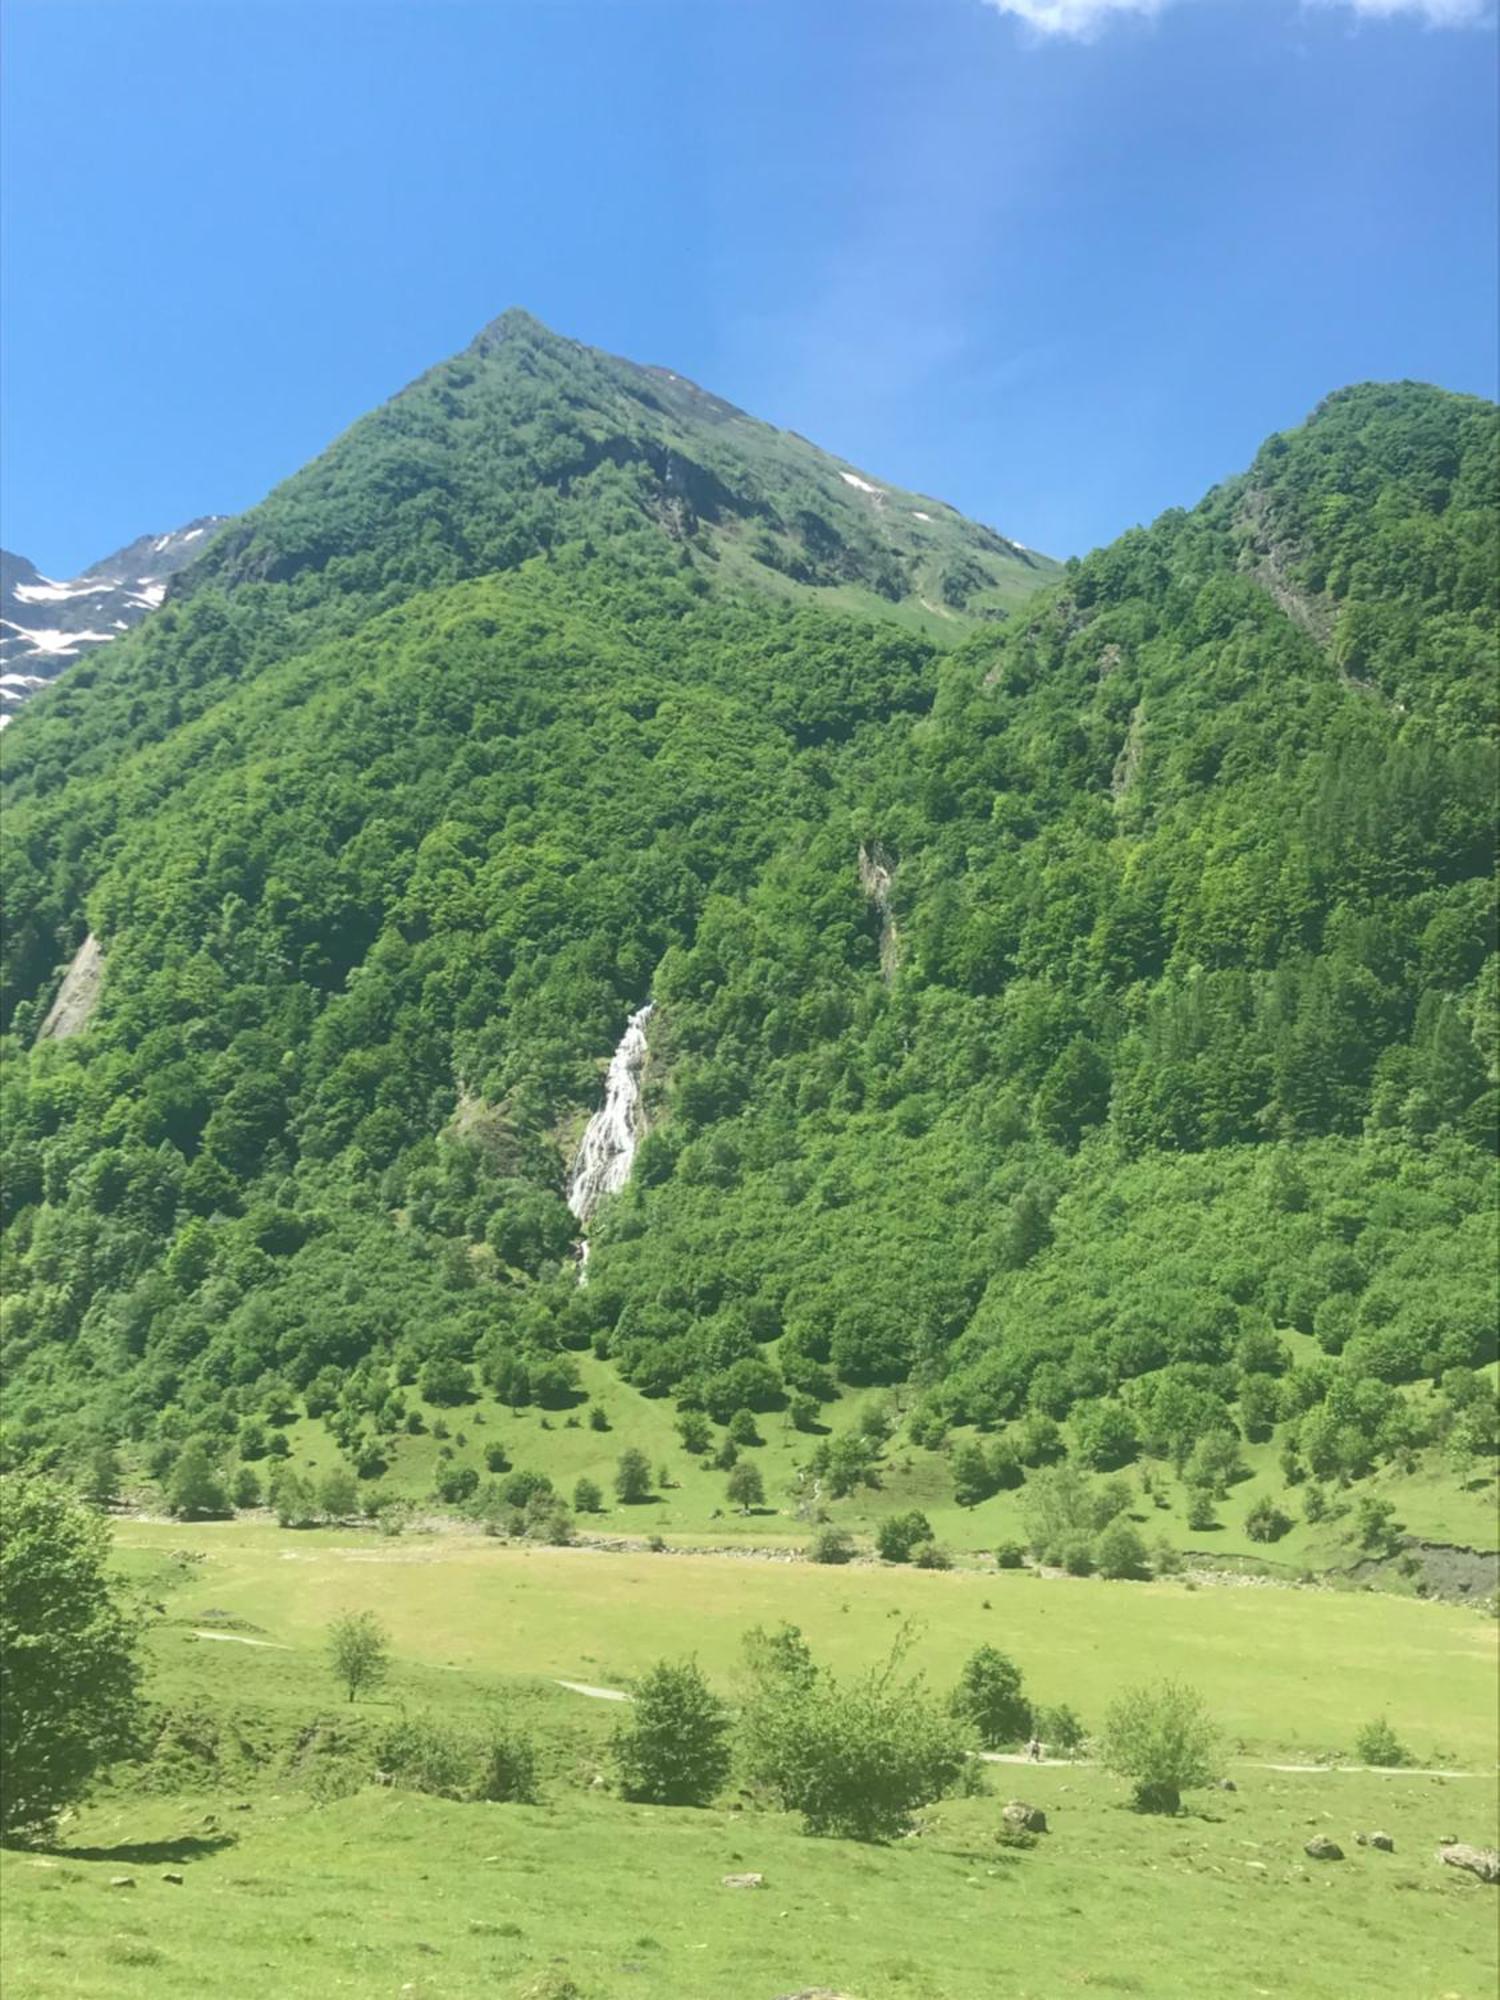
[1438,1843,1500,1884]
[723,1872,766,1889]
[162,1870,185,1885]
[1003,1801,1048,1833]
[1216,1778,1237,1792]
[1304,1837,1344,1861]
[1356,1832,1394,1853]
[108,1875,135,1889]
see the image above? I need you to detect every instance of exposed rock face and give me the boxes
[36,931,104,1042]
[0,518,226,725]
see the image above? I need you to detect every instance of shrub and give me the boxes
[676,1410,713,1455]
[319,1467,359,1521]
[1100,1680,1220,1813]
[588,1404,611,1432]
[435,1464,479,1507]
[328,1610,391,1703]
[477,1721,541,1802]
[808,1525,854,1565]
[1037,1703,1088,1757]
[614,1449,654,1504]
[1354,1716,1412,1768]
[0,1476,144,1842]
[727,1408,761,1447]
[742,1630,968,1840]
[572,1477,604,1515]
[994,1540,1028,1570]
[875,1510,933,1563]
[950,1645,1031,1748]
[1094,1519,1150,1580]
[1245,1496,1293,1543]
[1061,1537,1095,1576]
[168,1442,230,1519]
[231,1465,262,1509]
[484,1442,511,1474]
[377,1714,471,1798]
[1185,1487,1217,1533]
[612,1660,731,1805]
[952,1442,997,1508]
[912,1541,953,1570]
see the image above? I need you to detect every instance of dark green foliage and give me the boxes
[807,1524,854,1564]
[476,1719,541,1803]
[0,338,1492,1507]
[168,1442,230,1520]
[572,1476,603,1514]
[0,1475,144,1841]
[725,1460,764,1512]
[875,1511,933,1563]
[614,1448,653,1504]
[1093,1518,1151,1579]
[328,1610,391,1703]
[1245,1495,1294,1543]
[1353,1715,1412,1768]
[950,1645,1032,1748]
[612,1659,731,1806]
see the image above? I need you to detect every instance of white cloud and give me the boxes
[986,0,1490,36]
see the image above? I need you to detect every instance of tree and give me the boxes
[572,1476,603,1514]
[726,1461,765,1513]
[271,1467,316,1527]
[477,1720,541,1802]
[1100,1680,1220,1813]
[614,1448,653,1504]
[0,1475,143,1842]
[951,1443,996,1508]
[612,1660,731,1805]
[328,1609,391,1703]
[81,1443,122,1509]
[727,1408,761,1447]
[742,1629,968,1840]
[875,1510,933,1563]
[1094,1518,1150,1579]
[808,1525,854,1564]
[232,1464,263,1509]
[949,1645,1031,1748]
[318,1466,359,1520]
[168,1441,229,1519]
[1037,1703,1088,1757]
[1244,1495,1292,1543]
[677,1409,713,1454]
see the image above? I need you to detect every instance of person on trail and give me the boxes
[1027,1736,1043,1763]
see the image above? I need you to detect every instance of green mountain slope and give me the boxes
[0,340,1494,1556]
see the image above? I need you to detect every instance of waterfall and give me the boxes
[566,1005,654,1255]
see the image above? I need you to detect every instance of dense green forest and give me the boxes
[1,318,1494,1534]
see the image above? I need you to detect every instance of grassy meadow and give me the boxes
[3,1516,1497,2000]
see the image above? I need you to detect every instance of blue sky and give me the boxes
[2,0,1495,573]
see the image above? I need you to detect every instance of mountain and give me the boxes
[0,322,1493,1548]
[0,519,227,726]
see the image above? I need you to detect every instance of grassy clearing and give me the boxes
[4,1765,1497,2000]
[114,1520,1499,1767]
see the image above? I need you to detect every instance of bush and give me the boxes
[168,1442,230,1519]
[1100,1680,1220,1813]
[950,1645,1031,1748]
[377,1714,471,1798]
[1037,1703,1087,1757]
[1094,1519,1150,1579]
[589,1404,611,1432]
[231,1465,262,1509]
[484,1442,511,1474]
[1061,1537,1095,1576]
[319,1467,359,1521]
[726,1461,765,1512]
[1353,1715,1412,1768]
[1245,1496,1293,1543]
[476,1720,541,1802]
[612,1660,731,1805]
[912,1540,953,1570]
[727,1408,761,1447]
[435,1464,479,1506]
[0,1475,144,1842]
[742,1630,968,1840]
[875,1510,933,1563]
[808,1525,854,1564]
[572,1477,603,1514]
[614,1449,654,1504]
[1185,1487,1217,1533]
[676,1410,713,1455]
[994,1540,1028,1570]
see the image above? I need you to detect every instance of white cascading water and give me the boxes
[566,1004,654,1264]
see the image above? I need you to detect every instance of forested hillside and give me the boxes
[0,326,1494,1541]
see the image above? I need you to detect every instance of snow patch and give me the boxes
[128,582,168,608]
[13,577,114,605]
[911,510,933,522]
[839,470,884,496]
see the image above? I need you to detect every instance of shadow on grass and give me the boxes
[49,1833,238,1865]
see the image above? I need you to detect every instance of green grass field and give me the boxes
[3,1518,1496,2000]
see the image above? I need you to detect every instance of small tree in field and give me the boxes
[168,1441,229,1519]
[726,1461,765,1513]
[573,1476,603,1514]
[949,1645,1031,1748]
[614,1448,653,1504]
[0,1476,143,1843]
[328,1609,391,1704]
[1100,1680,1219,1813]
[612,1660,731,1805]
[1354,1715,1412,1768]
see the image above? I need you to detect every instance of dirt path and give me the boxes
[555,1678,630,1701]
[191,1630,288,1649]
[979,1751,1490,1779]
